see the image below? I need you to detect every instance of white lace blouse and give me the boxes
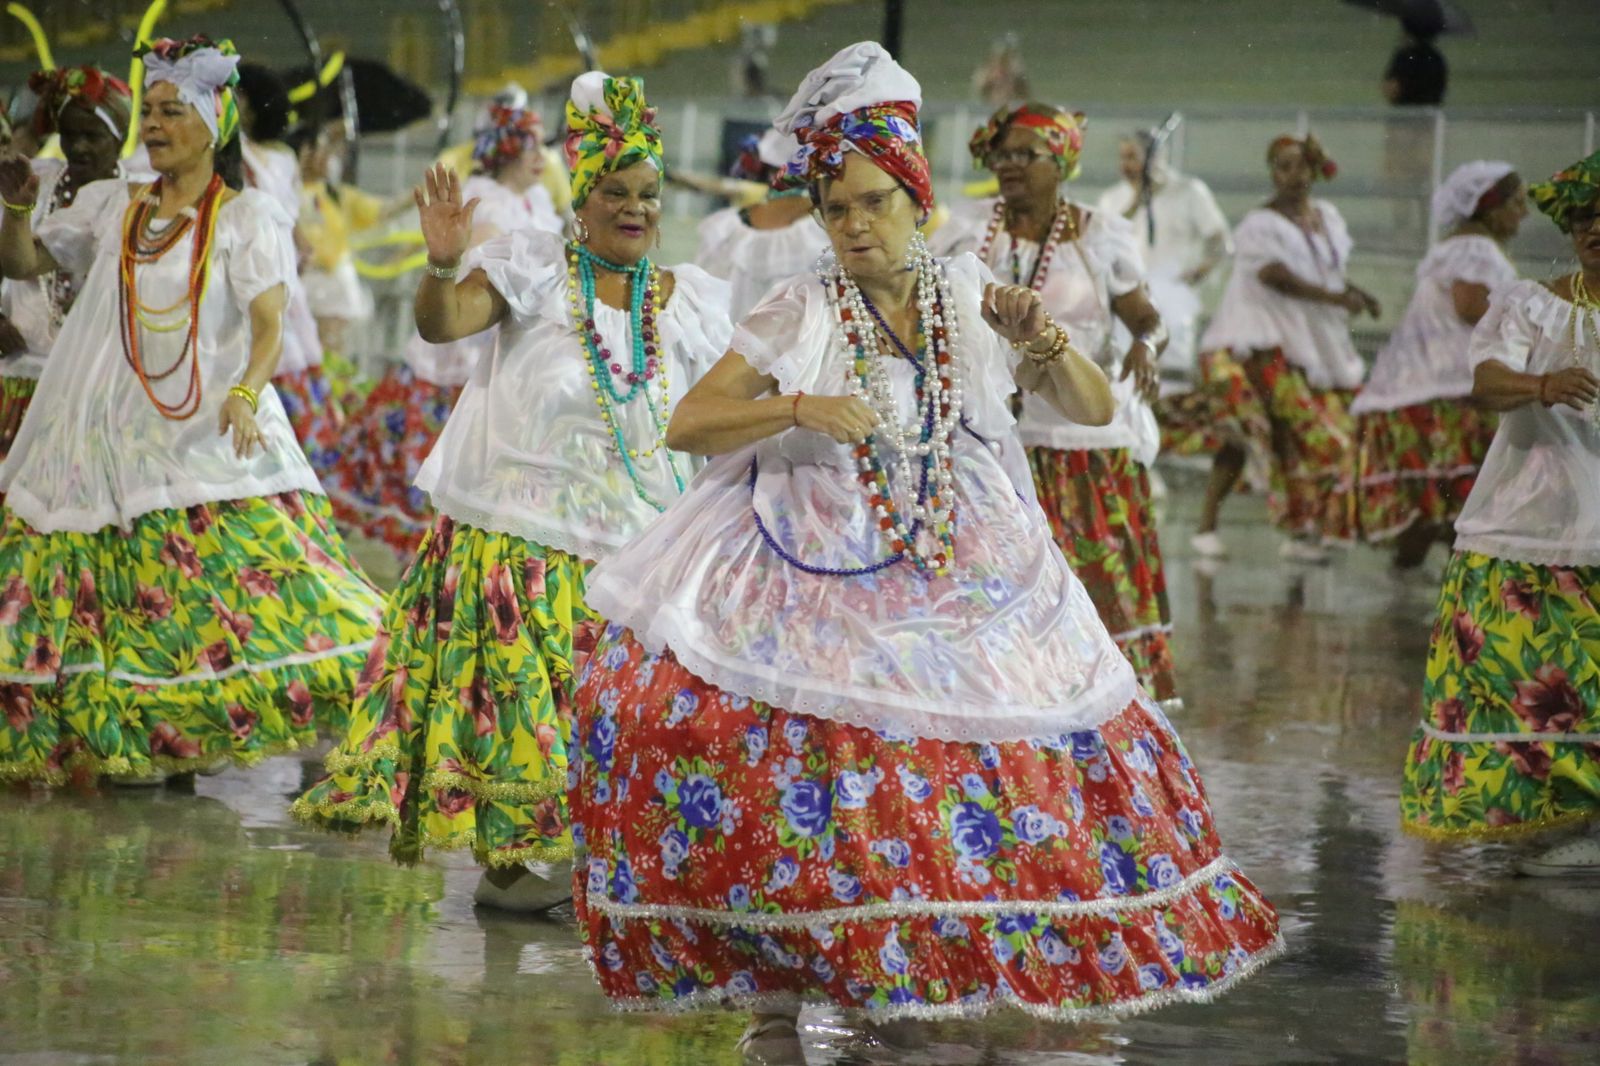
[1350,235,1517,414]
[937,198,1158,463]
[1200,202,1365,390]
[0,182,321,533]
[583,253,1139,744]
[414,230,731,560]
[1454,280,1600,566]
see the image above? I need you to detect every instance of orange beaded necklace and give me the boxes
[117,174,225,421]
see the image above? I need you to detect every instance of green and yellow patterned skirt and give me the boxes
[1400,551,1600,839]
[0,492,383,786]
[292,514,597,869]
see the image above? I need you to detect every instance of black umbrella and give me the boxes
[283,58,432,134]
[1342,0,1474,37]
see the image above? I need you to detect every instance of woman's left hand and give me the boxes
[981,283,1050,347]
[219,395,265,459]
[1121,343,1160,403]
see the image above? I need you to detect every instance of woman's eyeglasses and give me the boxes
[984,148,1053,169]
[814,188,906,229]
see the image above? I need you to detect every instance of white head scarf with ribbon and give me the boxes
[1431,160,1517,232]
[143,45,241,144]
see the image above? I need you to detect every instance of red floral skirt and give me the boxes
[316,365,463,561]
[1158,347,1354,537]
[1027,447,1177,705]
[571,625,1282,1021]
[1327,399,1497,544]
[274,365,346,467]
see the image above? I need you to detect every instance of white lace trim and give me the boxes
[1107,621,1174,644]
[1419,721,1599,745]
[3,475,328,534]
[432,497,614,563]
[589,854,1239,928]
[0,639,374,689]
[592,935,1288,1023]
[621,601,1144,745]
[1451,536,1600,568]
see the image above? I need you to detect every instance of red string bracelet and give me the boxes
[792,390,805,426]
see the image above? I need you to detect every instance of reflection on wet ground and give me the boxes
[3,479,1596,1065]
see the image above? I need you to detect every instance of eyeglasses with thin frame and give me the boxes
[813,187,907,229]
[984,147,1053,170]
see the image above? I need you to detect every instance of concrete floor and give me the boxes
[1,474,1595,1065]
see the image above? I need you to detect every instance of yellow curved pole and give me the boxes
[123,0,169,157]
[5,3,53,71]
[288,51,345,105]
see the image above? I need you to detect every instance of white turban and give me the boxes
[773,41,922,140]
[1431,160,1517,232]
[755,127,792,170]
[143,46,240,143]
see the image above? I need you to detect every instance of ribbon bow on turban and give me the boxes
[473,103,543,174]
[968,103,1085,181]
[28,65,133,141]
[1529,150,1600,233]
[563,72,663,207]
[139,37,242,147]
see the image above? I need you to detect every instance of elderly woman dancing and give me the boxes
[1400,150,1600,876]
[569,42,1280,1062]
[294,72,729,911]
[0,36,382,786]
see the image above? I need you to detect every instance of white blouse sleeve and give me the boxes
[660,262,734,381]
[1317,201,1355,268]
[219,191,296,309]
[1186,177,1232,246]
[1231,209,1299,270]
[729,274,819,385]
[464,229,568,325]
[1085,211,1146,298]
[1437,236,1518,289]
[35,179,126,277]
[1468,280,1540,373]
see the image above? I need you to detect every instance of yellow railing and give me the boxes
[468,0,858,95]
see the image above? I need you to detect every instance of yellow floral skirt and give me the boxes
[292,515,598,869]
[0,492,383,785]
[1401,551,1600,839]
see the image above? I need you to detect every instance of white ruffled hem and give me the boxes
[599,597,1145,745]
[5,472,327,535]
[1452,534,1600,568]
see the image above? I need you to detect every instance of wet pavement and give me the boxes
[3,475,1597,1065]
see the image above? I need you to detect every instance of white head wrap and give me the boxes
[755,127,792,170]
[1431,160,1517,232]
[772,41,922,140]
[142,47,240,142]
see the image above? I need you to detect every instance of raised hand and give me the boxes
[413,163,479,267]
[981,283,1050,347]
[0,155,38,210]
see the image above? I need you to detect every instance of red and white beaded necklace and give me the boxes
[977,198,1075,291]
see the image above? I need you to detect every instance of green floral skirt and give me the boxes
[0,492,383,785]
[292,514,597,869]
[1401,551,1600,839]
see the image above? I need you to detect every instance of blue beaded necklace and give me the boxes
[566,242,685,511]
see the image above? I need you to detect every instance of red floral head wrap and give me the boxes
[968,102,1085,181]
[472,102,543,174]
[777,100,933,216]
[28,65,133,140]
[1268,134,1337,180]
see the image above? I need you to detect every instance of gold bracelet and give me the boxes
[1017,319,1072,366]
[227,384,259,414]
[2,200,33,218]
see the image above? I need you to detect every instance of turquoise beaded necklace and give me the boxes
[566,242,686,511]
